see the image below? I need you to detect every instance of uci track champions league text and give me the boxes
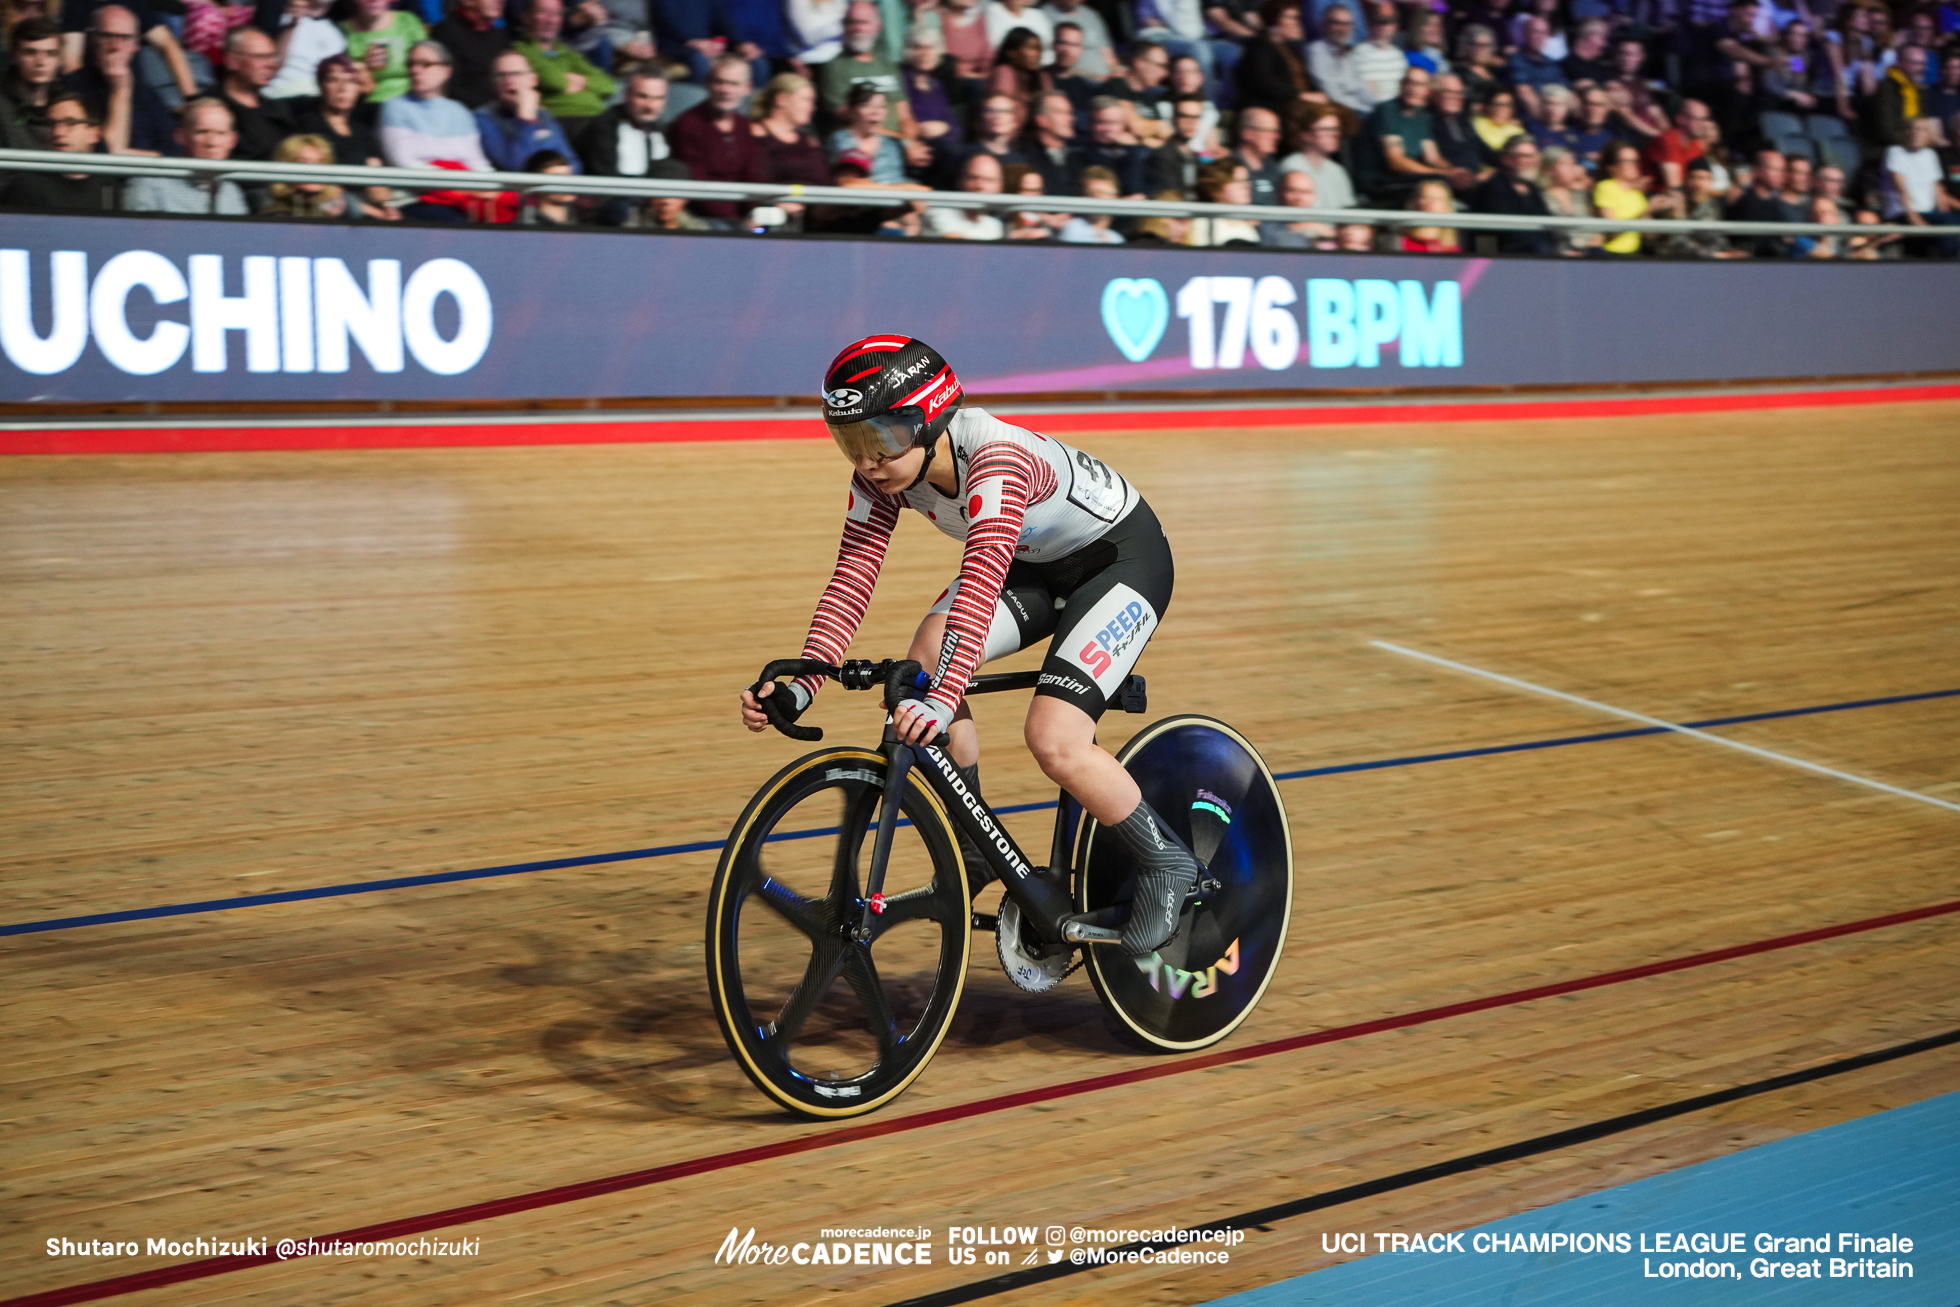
[0,249,493,379]
[1314,1227,1919,1286]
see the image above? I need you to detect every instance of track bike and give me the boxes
[706,657,1294,1119]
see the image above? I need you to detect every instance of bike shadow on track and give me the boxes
[509,928,1139,1121]
[504,930,764,1120]
[945,970,1135,1057]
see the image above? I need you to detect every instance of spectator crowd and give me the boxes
[2,0,1957,253]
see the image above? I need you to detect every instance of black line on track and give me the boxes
[879,1025,1960,1307]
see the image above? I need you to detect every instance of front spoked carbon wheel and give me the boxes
[1077,716,1293,1052]
[707,748,971,1118]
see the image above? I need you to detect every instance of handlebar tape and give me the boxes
[883,660,929,711]
[748,658,933,742]
[752,659,835,742]
[757,686,822,742]
[759,658,841,684]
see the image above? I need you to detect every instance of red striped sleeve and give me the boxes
[1022,447,1059,506]
[797,474,901,701]
[925,441,1038,713]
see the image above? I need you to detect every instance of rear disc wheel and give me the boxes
[1077,716,1293,1051]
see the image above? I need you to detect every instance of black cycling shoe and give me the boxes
[1107,800,1198,956]
[955,763,995,897]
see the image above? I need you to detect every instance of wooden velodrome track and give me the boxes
[3,392,1957,1307]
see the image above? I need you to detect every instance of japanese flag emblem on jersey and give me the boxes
[964,478,1004,524]
[1062,582,1157,693]
[846,486,874,524]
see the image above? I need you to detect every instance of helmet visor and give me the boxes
[826,410,923,463]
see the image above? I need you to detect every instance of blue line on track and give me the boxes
[4,687,1953,940]
[1272,726,1659,779]
[1273,686,1960,780]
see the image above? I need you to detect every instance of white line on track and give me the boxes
[1370,640,1960,815]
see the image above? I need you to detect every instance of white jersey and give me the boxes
[799,405,1144,714]
[896,407,1137,563]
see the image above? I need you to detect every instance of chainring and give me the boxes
[995,898,1073,994]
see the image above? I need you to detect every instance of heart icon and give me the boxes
[1047,1250,1065,1264]
[1101,278,1169,362]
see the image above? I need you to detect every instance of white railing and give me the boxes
[0,146,1929,241]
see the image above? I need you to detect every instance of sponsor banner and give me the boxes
[2,215,1957,403]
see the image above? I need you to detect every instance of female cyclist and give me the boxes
[738,335,1199,956]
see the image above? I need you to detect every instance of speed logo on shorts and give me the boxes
[1062,583,1156,690]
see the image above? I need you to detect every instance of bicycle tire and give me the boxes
[707,747,971,1118]
[1076,716,1293,1052]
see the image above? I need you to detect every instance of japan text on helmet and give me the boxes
[822,336,964,464]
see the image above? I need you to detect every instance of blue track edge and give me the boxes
[4,686,1953,939]
[1206,1089,1960,1307]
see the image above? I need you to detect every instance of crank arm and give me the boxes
[1060,912,1123,945]
[1061,872,1217,943]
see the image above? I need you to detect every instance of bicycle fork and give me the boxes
[855,737,1080,946]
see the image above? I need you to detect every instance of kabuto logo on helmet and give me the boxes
[822,335,965,460]
[909,369,957,417]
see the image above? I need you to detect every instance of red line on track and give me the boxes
[1029,382,1960,433]
[5,384,1958,455]
[10,895,1958,1307]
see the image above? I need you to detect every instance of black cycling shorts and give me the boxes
[928,498,1174,721]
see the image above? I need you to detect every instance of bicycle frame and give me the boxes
[720,660,1296,1114]
[752,656,1170,950]
[857,667,1149,950]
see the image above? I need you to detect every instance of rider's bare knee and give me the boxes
[1024,722,1080,783]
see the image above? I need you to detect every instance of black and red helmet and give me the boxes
[822,335,963,463]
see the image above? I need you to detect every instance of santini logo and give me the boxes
[0,250,493,377]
